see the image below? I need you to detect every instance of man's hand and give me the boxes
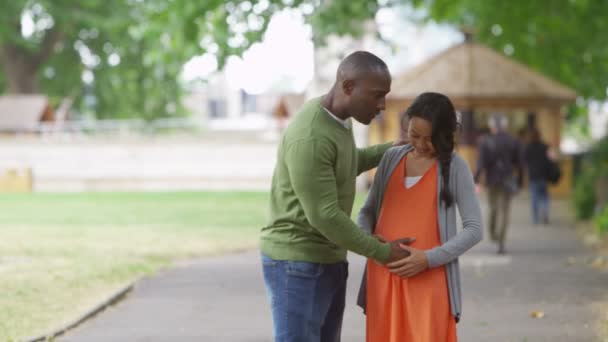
[385,237,416,263]
[547,148,558,161]
[474,183,481,194]
[387,244,429,278]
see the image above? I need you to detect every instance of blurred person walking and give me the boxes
[524,128,560,224]
[474,115,524,254]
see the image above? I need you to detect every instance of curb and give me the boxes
[24,282,135,342]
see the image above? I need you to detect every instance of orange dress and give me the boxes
[366,155,457,342]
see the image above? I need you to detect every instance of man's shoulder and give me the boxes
[283,101,323,139]
[293,97,323,119]
[527,142,548,156]
[484,132,518,148]
[499,132,518,142]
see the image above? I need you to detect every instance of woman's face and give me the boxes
[408,116,435,157]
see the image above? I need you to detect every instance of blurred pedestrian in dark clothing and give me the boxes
[474,115,524,254]
[524,128,555,224]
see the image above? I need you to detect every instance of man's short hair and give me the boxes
[488,114,508,130]
[336,51,389,81]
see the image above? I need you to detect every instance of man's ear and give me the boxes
[342,79,355,96]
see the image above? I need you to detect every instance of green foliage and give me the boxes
[572,137,608,221]
[572,163,597,220]
[2,0,607,120]
[590,136,608,178]
[415,0,608,104]
[0,1,309,119]
[308,1,379,44]
[594,205,608,235]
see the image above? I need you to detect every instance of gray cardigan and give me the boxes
[357,144,483,322]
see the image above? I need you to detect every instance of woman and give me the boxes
[523,128,552,224]
[357,92,483,341]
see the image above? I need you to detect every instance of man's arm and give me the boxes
[356,142,392,175]
[474,141,486,184]
[286,138,392,262]
[358,152,390,234]
[514,139,525,187]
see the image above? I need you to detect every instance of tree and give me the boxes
[2,1,606,119]
[0,0,405,119]
[0,1,303,119]
[314,0,608,120]
[413,0,608,105]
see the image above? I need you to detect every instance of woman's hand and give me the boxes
[386,244,429,278]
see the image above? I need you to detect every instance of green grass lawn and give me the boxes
[0,191,274,341]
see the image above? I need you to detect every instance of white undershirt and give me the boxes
[322,106,350,129]
[404,176,422,189]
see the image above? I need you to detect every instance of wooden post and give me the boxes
[457,109,478,171]
[460,109,476,145]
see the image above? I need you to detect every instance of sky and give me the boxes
[182,7,463,95]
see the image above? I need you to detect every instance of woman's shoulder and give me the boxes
[449,153,474,177]
[377,144,411,171]
[384,144,412,159]
[450,153,468,168]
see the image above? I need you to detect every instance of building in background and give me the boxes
[372,34,577,196]
[0,95,55,134]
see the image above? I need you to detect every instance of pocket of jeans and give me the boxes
[286,261,323,278]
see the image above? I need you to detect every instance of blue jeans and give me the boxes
[529,179,549,224]
[261,254,348,342]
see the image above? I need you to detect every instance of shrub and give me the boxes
[572,165,596,220]
[594,205,608,235]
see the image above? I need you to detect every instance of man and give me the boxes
[260,51,412,342]
[474,115,524,254]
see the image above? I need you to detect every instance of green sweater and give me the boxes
[260,97,393,263]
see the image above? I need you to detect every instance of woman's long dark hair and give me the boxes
[402,92,457,207]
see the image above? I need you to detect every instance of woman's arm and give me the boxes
[425,156,483,268]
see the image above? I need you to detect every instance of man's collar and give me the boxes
[322,106,350,129]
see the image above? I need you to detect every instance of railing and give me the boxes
[0,117,209,140]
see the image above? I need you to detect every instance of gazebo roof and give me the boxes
[389,41,577,109]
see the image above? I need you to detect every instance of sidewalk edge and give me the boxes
[24,282,135,342]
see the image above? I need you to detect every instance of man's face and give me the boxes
[344,71,391,125]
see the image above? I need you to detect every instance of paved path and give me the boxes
[61,198,607,341]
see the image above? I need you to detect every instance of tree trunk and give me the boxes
[0,28,63,94]
[0,44,40,94]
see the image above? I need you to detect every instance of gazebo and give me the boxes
[370,35,577,196]
[0,94,55,133]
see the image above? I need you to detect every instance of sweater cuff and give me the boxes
[375,243,391,263]
[379,142,393,155]
[424,248,442,268]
